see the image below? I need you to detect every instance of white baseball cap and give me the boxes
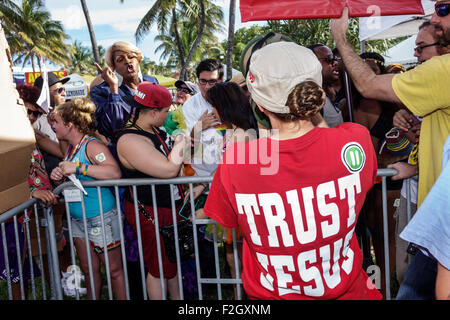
[246,42,323,114]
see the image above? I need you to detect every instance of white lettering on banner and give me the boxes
[235,172,362,297]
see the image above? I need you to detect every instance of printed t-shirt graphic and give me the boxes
[204,123,381,299]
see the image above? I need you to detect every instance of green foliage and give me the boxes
[223,19,407,71]
[0,0,71,71]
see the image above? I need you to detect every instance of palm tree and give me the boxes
[226,0,236,80]
[0,0,70,71]
[80,0,100,65]
[154,15,224,81]
[134,0,186,74]
[68,40,96,75]
[134,0,224,80]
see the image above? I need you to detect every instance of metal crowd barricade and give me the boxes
[1,168,414,300]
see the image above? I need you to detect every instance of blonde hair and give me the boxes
[54,98,97,135]
[105,41,143,69]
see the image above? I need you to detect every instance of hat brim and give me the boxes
[50,76,70,87]
[174,80,186,89]
[123,95,149,110]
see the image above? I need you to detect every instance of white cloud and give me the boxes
[51,5,86,30]
[50,5,153,32]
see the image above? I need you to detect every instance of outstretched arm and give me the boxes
[330,8,400,103]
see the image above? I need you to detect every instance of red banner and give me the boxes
[25,70,67,86]
[240,0,425,22]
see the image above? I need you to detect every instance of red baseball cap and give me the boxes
[123,82,172,109]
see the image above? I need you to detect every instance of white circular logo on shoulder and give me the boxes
[341,142,366,173]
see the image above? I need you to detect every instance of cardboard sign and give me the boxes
[25,70,67,86]
[0,25,36,214]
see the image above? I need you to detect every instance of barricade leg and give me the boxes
[43,206,63,300]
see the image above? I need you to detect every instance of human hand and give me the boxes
[58,161,77,176]
[169,133,189,165]
[50,166,64,181]
[330,7,349,42]
[198,110,218,131]
[393,109,414,132]
[31,189,59,205]
[94,62,119,93]
[387,162,418,180]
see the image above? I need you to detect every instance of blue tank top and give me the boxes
[68,137,115,219]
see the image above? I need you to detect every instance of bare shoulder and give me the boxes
[117,131,155,151]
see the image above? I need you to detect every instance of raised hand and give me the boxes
[94,62,119,94]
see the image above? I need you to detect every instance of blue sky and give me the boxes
[44,0,266,65]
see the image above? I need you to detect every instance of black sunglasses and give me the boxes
[414,42,440,53]
[27,109,42,117]
[51,87,65,95]
[319,55,338,65]
[435,3,450,17]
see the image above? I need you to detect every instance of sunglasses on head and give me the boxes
[27,109,42,117]
[178,87,192,94]
[435,3,450,17]
[51,87,65,95]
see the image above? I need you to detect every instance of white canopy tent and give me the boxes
[64,73,88,99]
[382,35,418,67]
[359,0,434,41]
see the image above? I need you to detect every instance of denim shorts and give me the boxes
[70,208,122,252]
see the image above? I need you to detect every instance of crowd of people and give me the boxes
[1,1,450,301]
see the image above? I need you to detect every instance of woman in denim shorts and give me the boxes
[50,98,125,300]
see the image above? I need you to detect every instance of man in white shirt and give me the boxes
[182,59,224,177]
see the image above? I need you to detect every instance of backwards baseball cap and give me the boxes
[175,80,199,95]
[247,42,322,114]
[34,73,70,89]
[123,82,172,109]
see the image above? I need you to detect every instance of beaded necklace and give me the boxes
[64,134,90,162]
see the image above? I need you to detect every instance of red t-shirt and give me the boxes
[204,123,382,300]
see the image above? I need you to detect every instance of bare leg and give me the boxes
[73,237,102,300]
[167,275,180,300]
[97,247,127,300]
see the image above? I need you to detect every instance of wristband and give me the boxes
[75,161,80,175]
[83,164,89,176]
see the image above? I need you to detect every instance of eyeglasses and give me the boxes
[435,3,450,17]
[319,55,338,64]
[198,79,218,86]
[51,87,65,95]
[178,87,192,94]
[27,109,42,117]
[414,42,440,53]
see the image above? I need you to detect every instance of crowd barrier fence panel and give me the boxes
[1,169,414,300]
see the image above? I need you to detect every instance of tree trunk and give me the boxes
[80,0,101,66]
[226,0,236,80]
[172,6,185,71]
[179,0,205,81]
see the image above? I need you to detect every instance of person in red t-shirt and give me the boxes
[203,42,382,300]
